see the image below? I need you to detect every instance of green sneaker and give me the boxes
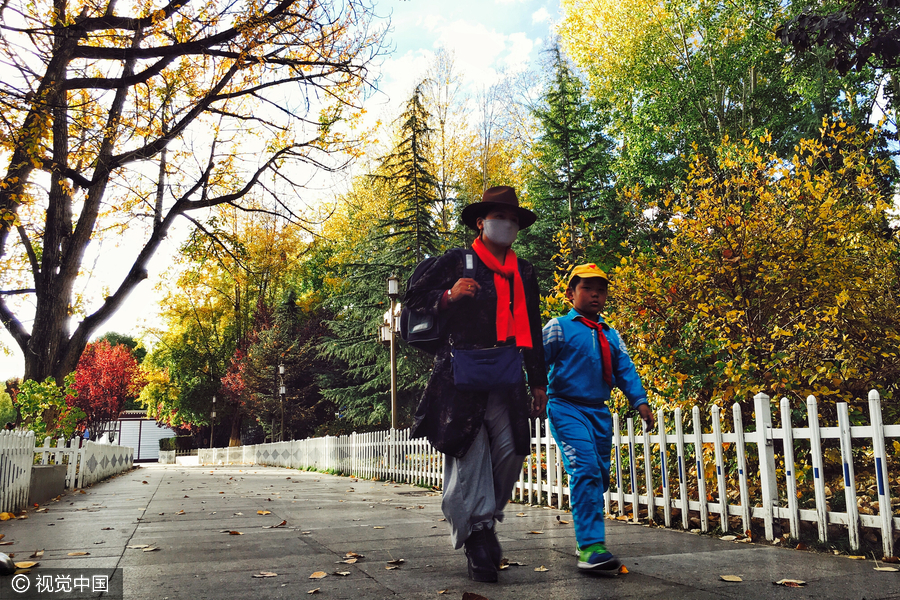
[577,543,621,573]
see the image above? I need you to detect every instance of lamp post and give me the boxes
[209,395,216,448]
[387,274,400,430]
[278,363,285,442]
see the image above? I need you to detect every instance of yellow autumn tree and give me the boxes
[603,118,899,418]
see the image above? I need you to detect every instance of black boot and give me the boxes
[484,525,502,569]
[464,529,498,582]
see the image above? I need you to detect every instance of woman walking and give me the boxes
[404,186,548,582]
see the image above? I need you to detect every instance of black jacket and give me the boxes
[404,247,548,457]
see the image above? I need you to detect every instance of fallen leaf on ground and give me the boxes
[882,556,900,564]
[386,559,405,565]
[29,550,43,559]
[720,535,737,542]
[252,572,277,578]
[720,575,742,582]
[505,560,527,566]
[528,531,544,534]
[257,510,271,515]
[795,543,809,551]
[67,552,89,556]
[875,566,899,572]
[127,545,149,549]
[142,481,148,484]
[101,527,113,531]
[307,589,320,595]
[386,565,399,570]
[516,513,527,517]
[0,542,13,545]
[337,558,357,564]
[263,520,288,529]
[333,571,351,576]
[225,531,243,535]
[345,552,363,558]
[774,579,806,587]
[309,571,327,579]
[177,510,185,515]
[15,562,38,569]
[848,555,866,560]
[619,565,629,574]
[142,547,160,552]
[534,565,549,572]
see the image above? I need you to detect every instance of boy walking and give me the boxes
[542,264,654,573]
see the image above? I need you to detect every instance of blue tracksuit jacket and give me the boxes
[542,308,648,409]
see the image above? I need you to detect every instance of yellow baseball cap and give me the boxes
[568,263,609,286]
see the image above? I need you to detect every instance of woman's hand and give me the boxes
[448,277,481,304]
[530,387,548,419]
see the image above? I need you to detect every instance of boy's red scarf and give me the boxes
[471,237,532,348]
[573,316,613,387]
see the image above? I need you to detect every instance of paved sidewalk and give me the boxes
[0,464,897,600]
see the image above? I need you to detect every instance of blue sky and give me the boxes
[368,0,559,111]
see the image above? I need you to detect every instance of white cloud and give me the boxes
[532,7,551,24]
[504,32,534,71]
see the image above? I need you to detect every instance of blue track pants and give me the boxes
[547,398,612,548]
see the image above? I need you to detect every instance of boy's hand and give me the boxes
[530,387,548,419]
[637,403,655,432]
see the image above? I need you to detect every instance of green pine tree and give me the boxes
[519,46,630,286]
[318,85,443,429]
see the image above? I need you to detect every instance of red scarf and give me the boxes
[573,315,613,387]
[471,237,532,349]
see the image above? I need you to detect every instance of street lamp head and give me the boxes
[387,274,400,299]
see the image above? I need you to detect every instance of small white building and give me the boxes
[111,411,175,462]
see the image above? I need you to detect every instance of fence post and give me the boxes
[780,397,801,539]
[613,413,625,516]
[868,389,895,558]
[807,395,828,544]
[711,405,729,532]
[836,402,861,551]
[732,403,751,534]
[674,408,689,530]
[657,409,671,528]
[692,406,709,533]
[753,392,778,541]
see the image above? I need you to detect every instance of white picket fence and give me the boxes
[198,389,898,557]
[0,430,35,514]
[0,432,134,513]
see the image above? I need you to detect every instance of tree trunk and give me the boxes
[229,411,242,447]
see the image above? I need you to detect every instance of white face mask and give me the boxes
[482,218,519,247]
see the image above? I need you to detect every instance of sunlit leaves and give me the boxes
[610,118,899,410]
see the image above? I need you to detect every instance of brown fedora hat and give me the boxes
[461,186,537,231]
